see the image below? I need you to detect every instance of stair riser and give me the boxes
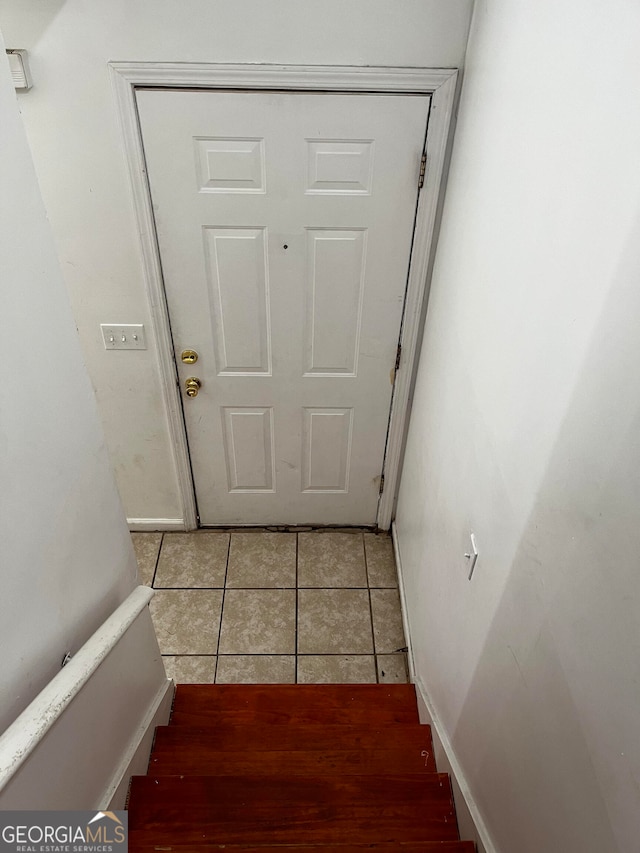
[152,722,434,753]
[171,708,419,726]
[171,684,419,726]
[150,748,436,775]
[128,774,458,844]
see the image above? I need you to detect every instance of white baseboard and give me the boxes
[391,521,416,683]
[413,677,496,853]
[391,522,496,853]
[128,518,187,531]
[102,678,174,809]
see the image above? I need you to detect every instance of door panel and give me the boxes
[137,89,430,525]
[204,226,271,374]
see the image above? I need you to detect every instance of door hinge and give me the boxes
[418,153,427,189]
[378,473,385,495]
[395,343,402,372]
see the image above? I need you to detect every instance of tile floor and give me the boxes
[132,529,408,685]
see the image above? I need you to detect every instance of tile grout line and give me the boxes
[294,532,299,684]
[214,532,232,683]
[363,532,380,684]
[149,584,392,590]
[150,532,164,588]
[164,652,380,657]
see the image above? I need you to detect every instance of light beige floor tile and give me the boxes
[150,589,222,654]
[154,531,229,588]
[297,589,373,654]
[162,655,216,684]
[226,531,296,588]
[219,589,296,654]
[364,532,398,588]
[131,532,162,586]
[370,589,406,653]
[376,653,408,683]
[298,531,367,587]
[297,655,376,683]
[216,655,295,683]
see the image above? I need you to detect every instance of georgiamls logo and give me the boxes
[85,812,126,843]
[87,813,122,826]
[0,810,128,850]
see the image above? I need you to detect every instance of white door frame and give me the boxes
[109,62,458,531]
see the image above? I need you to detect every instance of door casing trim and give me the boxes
[109,62,458,530]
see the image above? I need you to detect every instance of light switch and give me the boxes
[100,324,146,350]
[465,533,478,580]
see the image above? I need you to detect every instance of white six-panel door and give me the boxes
[137,89,430,525]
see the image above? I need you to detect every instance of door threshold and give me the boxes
[198,523,379,533]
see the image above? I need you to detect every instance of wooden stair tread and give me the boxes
[150,723,436,774]
[129,839,476,853]
[128,773,458,845]
[170,684,419,726]
[209,845,475,852]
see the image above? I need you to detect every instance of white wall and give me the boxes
[0,30,137,734]
[0,607,171,810]
[0,0,473,524]
[395,1,640,851]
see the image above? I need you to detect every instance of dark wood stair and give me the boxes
[128,684,474,851]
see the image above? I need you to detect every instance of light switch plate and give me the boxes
[100,324,146,350]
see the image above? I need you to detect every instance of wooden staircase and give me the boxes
[127,684,474,851]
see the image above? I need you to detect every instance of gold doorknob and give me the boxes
[181,349,198,364]
[185,377,202,398]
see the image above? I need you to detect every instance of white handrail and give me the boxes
[0,585,154,791]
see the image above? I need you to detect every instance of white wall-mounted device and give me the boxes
[465,533,479,580]
[6,50,32,91]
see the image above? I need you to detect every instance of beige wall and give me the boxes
[396,1,640,850]
[0,0,473,523]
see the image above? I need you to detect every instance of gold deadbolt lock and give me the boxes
[181,349,199,364]
[185,377,202,398]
